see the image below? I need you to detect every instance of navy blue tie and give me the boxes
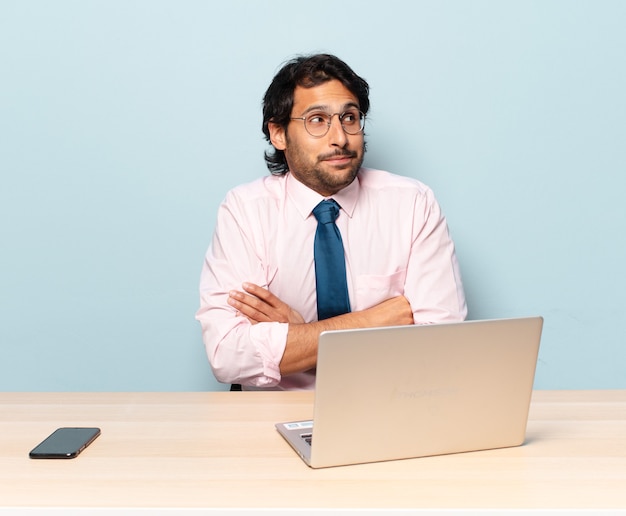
[312,199,351,320]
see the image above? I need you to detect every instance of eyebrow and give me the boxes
[299,101,360,116]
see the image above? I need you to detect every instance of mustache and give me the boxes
[318,150,358,160]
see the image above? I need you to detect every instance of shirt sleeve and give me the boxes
[405,187,467,323]
[195,192,288,388]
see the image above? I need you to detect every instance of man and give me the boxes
[196,54,467,390]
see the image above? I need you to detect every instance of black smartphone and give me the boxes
[29,427,101,459]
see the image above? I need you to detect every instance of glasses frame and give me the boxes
[290,110,366,138]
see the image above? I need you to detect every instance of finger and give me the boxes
[242,282,281,306]
[229,290,281,319]
[230,290,272,313]
[228,295,271,322]
[229,287,293,323]
[233,310,258,325]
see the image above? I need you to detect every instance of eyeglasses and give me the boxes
[291,109,365,138]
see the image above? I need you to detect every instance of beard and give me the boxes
[285,140,365,196]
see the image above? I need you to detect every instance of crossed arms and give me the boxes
[227,282,414,377]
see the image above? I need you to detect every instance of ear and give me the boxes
[268,122,287,151]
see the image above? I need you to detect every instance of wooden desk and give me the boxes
[0,391,625,513]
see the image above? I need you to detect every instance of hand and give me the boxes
[365,296,414,327]
[228,282,305,325]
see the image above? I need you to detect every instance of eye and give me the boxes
[306,113,329,126]
[341,111,359,125]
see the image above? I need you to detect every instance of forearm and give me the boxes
[280,296,413,376]
[280,314,358,375]
[197,311,288,387]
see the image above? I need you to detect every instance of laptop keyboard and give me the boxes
[301,433,312,445]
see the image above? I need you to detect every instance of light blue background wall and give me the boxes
[1,0,624,391]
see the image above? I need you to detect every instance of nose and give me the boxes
[327,114,349,147]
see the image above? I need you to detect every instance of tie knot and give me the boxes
[313,199,340,225]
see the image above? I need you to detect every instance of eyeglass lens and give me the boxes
[304,110,364,137]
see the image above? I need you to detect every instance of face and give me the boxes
[268,80,365,197]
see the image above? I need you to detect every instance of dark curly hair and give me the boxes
[262,54,370,175]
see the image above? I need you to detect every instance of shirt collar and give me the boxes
[286,171,360,220]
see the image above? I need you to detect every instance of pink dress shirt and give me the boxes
[196,168,467,390]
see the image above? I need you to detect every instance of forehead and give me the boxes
[292,79,359,114]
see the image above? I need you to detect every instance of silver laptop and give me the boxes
[276,316,543,468]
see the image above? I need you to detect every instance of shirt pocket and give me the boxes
[354,269,407,310]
